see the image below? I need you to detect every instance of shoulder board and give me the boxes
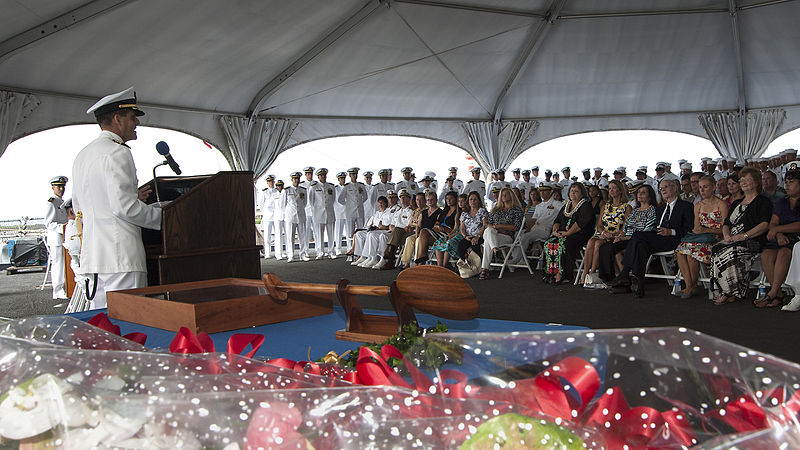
[48,197,55,202]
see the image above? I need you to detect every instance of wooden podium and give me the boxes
[140,171,261,286]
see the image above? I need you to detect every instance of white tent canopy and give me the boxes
[2,0,799,173]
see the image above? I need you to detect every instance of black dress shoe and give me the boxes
[609,285,632,294]
[632,277,645,298]
[608,275,631,288]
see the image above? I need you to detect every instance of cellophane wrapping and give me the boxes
[0,316,600,449]
[3,316,799,449]
[403,327,800,449]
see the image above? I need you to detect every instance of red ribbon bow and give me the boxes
[168,327,265,359]
[87,313,147,345]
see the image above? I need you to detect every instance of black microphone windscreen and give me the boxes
[156,141,170,155]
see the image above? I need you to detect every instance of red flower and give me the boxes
[244,402,306,449]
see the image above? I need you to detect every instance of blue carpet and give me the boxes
[67,308,586,361]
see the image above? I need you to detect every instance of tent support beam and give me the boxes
[246,0,384,117]
[728,0,747,116]
[393,0,544,18]
[491,0,567,124]
[0,0,136,63]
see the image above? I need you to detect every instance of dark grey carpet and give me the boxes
[3,258,798,364]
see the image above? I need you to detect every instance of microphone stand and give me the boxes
[152,161,169,203]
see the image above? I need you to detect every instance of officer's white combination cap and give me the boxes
[87,86,145,117]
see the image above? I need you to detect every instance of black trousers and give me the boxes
[457,236,484,259]
[621,231,679,277]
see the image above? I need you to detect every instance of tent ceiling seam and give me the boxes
[391,5,493,117]
[491,0,567,123]
[246,0,385,117]
[0,0,136,63]
[256,22,530,114]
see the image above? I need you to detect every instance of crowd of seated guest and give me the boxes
[261,152,800,311]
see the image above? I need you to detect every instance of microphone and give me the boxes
[155,141,182,175]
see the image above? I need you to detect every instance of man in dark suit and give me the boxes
[609,179,694,297]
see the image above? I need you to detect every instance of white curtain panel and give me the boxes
[218,116,298,181]
[698,109,785,163]
[0,91,39,158]
[462,120,538,173]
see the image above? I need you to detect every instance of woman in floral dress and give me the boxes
[674,176,728,298]
[543,183,596,284]
[581,180,630,286]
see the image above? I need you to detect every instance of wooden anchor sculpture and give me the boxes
[263,265,479,343]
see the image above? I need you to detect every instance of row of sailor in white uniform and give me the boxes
[257,166,503,261]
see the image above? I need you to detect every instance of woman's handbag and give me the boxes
[457,249,482,278]
[681,231,717,244]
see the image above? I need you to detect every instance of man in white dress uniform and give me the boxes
[44,176,69,300]
[72,87,162,309]
[282,172,308,262]
[308,168,337,259]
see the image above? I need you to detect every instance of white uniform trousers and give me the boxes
[48,244,66,299]
[285,221,307,260]
[65,259,90,313]
[482,227,513,269]
[363,230,390,258]
[312,221,335,256]
[90,271,147,310]
[353,230,369,257]
[518,225,553,256]
[273,219,286,258]
[334,219,348,253]
[344,217,363,251]
[303,216,314,255]
[262,220,275,258]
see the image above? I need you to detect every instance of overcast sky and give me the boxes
[1,125,798,220]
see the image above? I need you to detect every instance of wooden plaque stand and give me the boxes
[263,265,479,343]
[107,277,332,334]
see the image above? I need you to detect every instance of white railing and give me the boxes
[0,217,46,240]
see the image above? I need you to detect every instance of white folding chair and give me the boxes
[573,246,587,286]
[39,245,52,290]
[489,221,535,279]
[644,250,676,286]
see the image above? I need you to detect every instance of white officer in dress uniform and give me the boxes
[308,168,337,259]
[282,172,308,262]
[337,167,368,252]
[370,169,395,210]
[558,167,572,192]
[272,180,287,259]
[300,166,315,257]
[516,170,533,200]
[580,168,592,184]
[45,176,69,300]
[333,172,348,256]
[463,167,486,198]
[424,171,438,193]
[395,167,419,195]
[72,87,162,309]
[259,175,276,258]
[447,167,464,194]
[518,182,564,252]
[487,168,512,204]
[61,198,90,311]
[530,166,541,188]
[510,168,522,188]
[438,176,459,206]
[590,167,603,185]
[362,171,375,221]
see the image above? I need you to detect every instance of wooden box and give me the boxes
[107,278,333,334]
